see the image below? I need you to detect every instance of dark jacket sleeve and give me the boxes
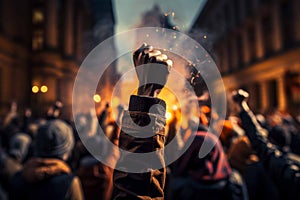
[239,109,300,199]
[113,95,166,200]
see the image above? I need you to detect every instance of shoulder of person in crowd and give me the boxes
[287,152,300,166]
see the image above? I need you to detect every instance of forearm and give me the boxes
[113,95,166,200]
[239,105,300,198]
[240,106,274,159]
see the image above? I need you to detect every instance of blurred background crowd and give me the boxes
[0,91,299,199]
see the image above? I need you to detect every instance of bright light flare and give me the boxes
[172,105,178,110]
[32,86,39,93]
[40,85,48,93]
[166,111,172,121]
[93,94,101,103]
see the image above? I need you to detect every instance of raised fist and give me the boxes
[133,43,173,97]
[188,63,207,97]
[232,89,249,104]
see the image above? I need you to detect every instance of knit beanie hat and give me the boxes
[9,133,32,162]
[34,120,74,159]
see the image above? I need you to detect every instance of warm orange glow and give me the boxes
[32,86,39,93]
[112,97,120,106]
[93,94,101,103]
[166,111,172,121]
[32,10,44,23]
[203,35,207,39]
[172,105,178,110]
[201,105,211,114]
[40,85,48,93]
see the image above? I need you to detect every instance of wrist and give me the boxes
[137,85,162,97]
[241,101,250,112]
[128,95,166,116]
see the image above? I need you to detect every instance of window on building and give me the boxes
[0,0,2,31]
[269,80,278,108]
[245,0,253,16]
[280,0,294,48]
[287,73,300,105]
[224,4,231,31]
[261,0,272,4]
[215,9,226,35]
[0,68,2,104]
[57,0,64,52]
[236,33,244,67]
[248,25,255,62]
[222,40,229,73]
[234,0,241,25]
[227,39,234,72]
[32,29,44,50]
[213,43,222,73]
[32,5,44,51]
[262,15,273,56]
[253,83,261,110]
[32,9,44,24]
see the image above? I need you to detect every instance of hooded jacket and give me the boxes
[10,158,84,200]
[113,95,167,200]
[170,132,247,200]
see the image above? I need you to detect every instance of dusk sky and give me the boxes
[112,0,207,72]
[113,0,207,32]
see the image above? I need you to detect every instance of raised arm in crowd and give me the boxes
[232,89,300,200]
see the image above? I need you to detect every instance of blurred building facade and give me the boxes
[193,0,300,115]
[0,0,118,119]
[139,5,178,30]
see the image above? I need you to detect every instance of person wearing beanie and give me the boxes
[169,132,248,200]
[0,133,32,192]
[9,133,32,162]
[10,120,84,200]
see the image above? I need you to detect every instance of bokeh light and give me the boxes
[112,97,120,106]
[40,85,48,93]
[32,86,39,93]
[93,94,101,103]
[166,111,172,121]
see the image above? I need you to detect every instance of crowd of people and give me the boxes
[0,44,300,200]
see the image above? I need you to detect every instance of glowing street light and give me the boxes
[32,86,39,93]
[93,94,101,103]
[41,85,48,93]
